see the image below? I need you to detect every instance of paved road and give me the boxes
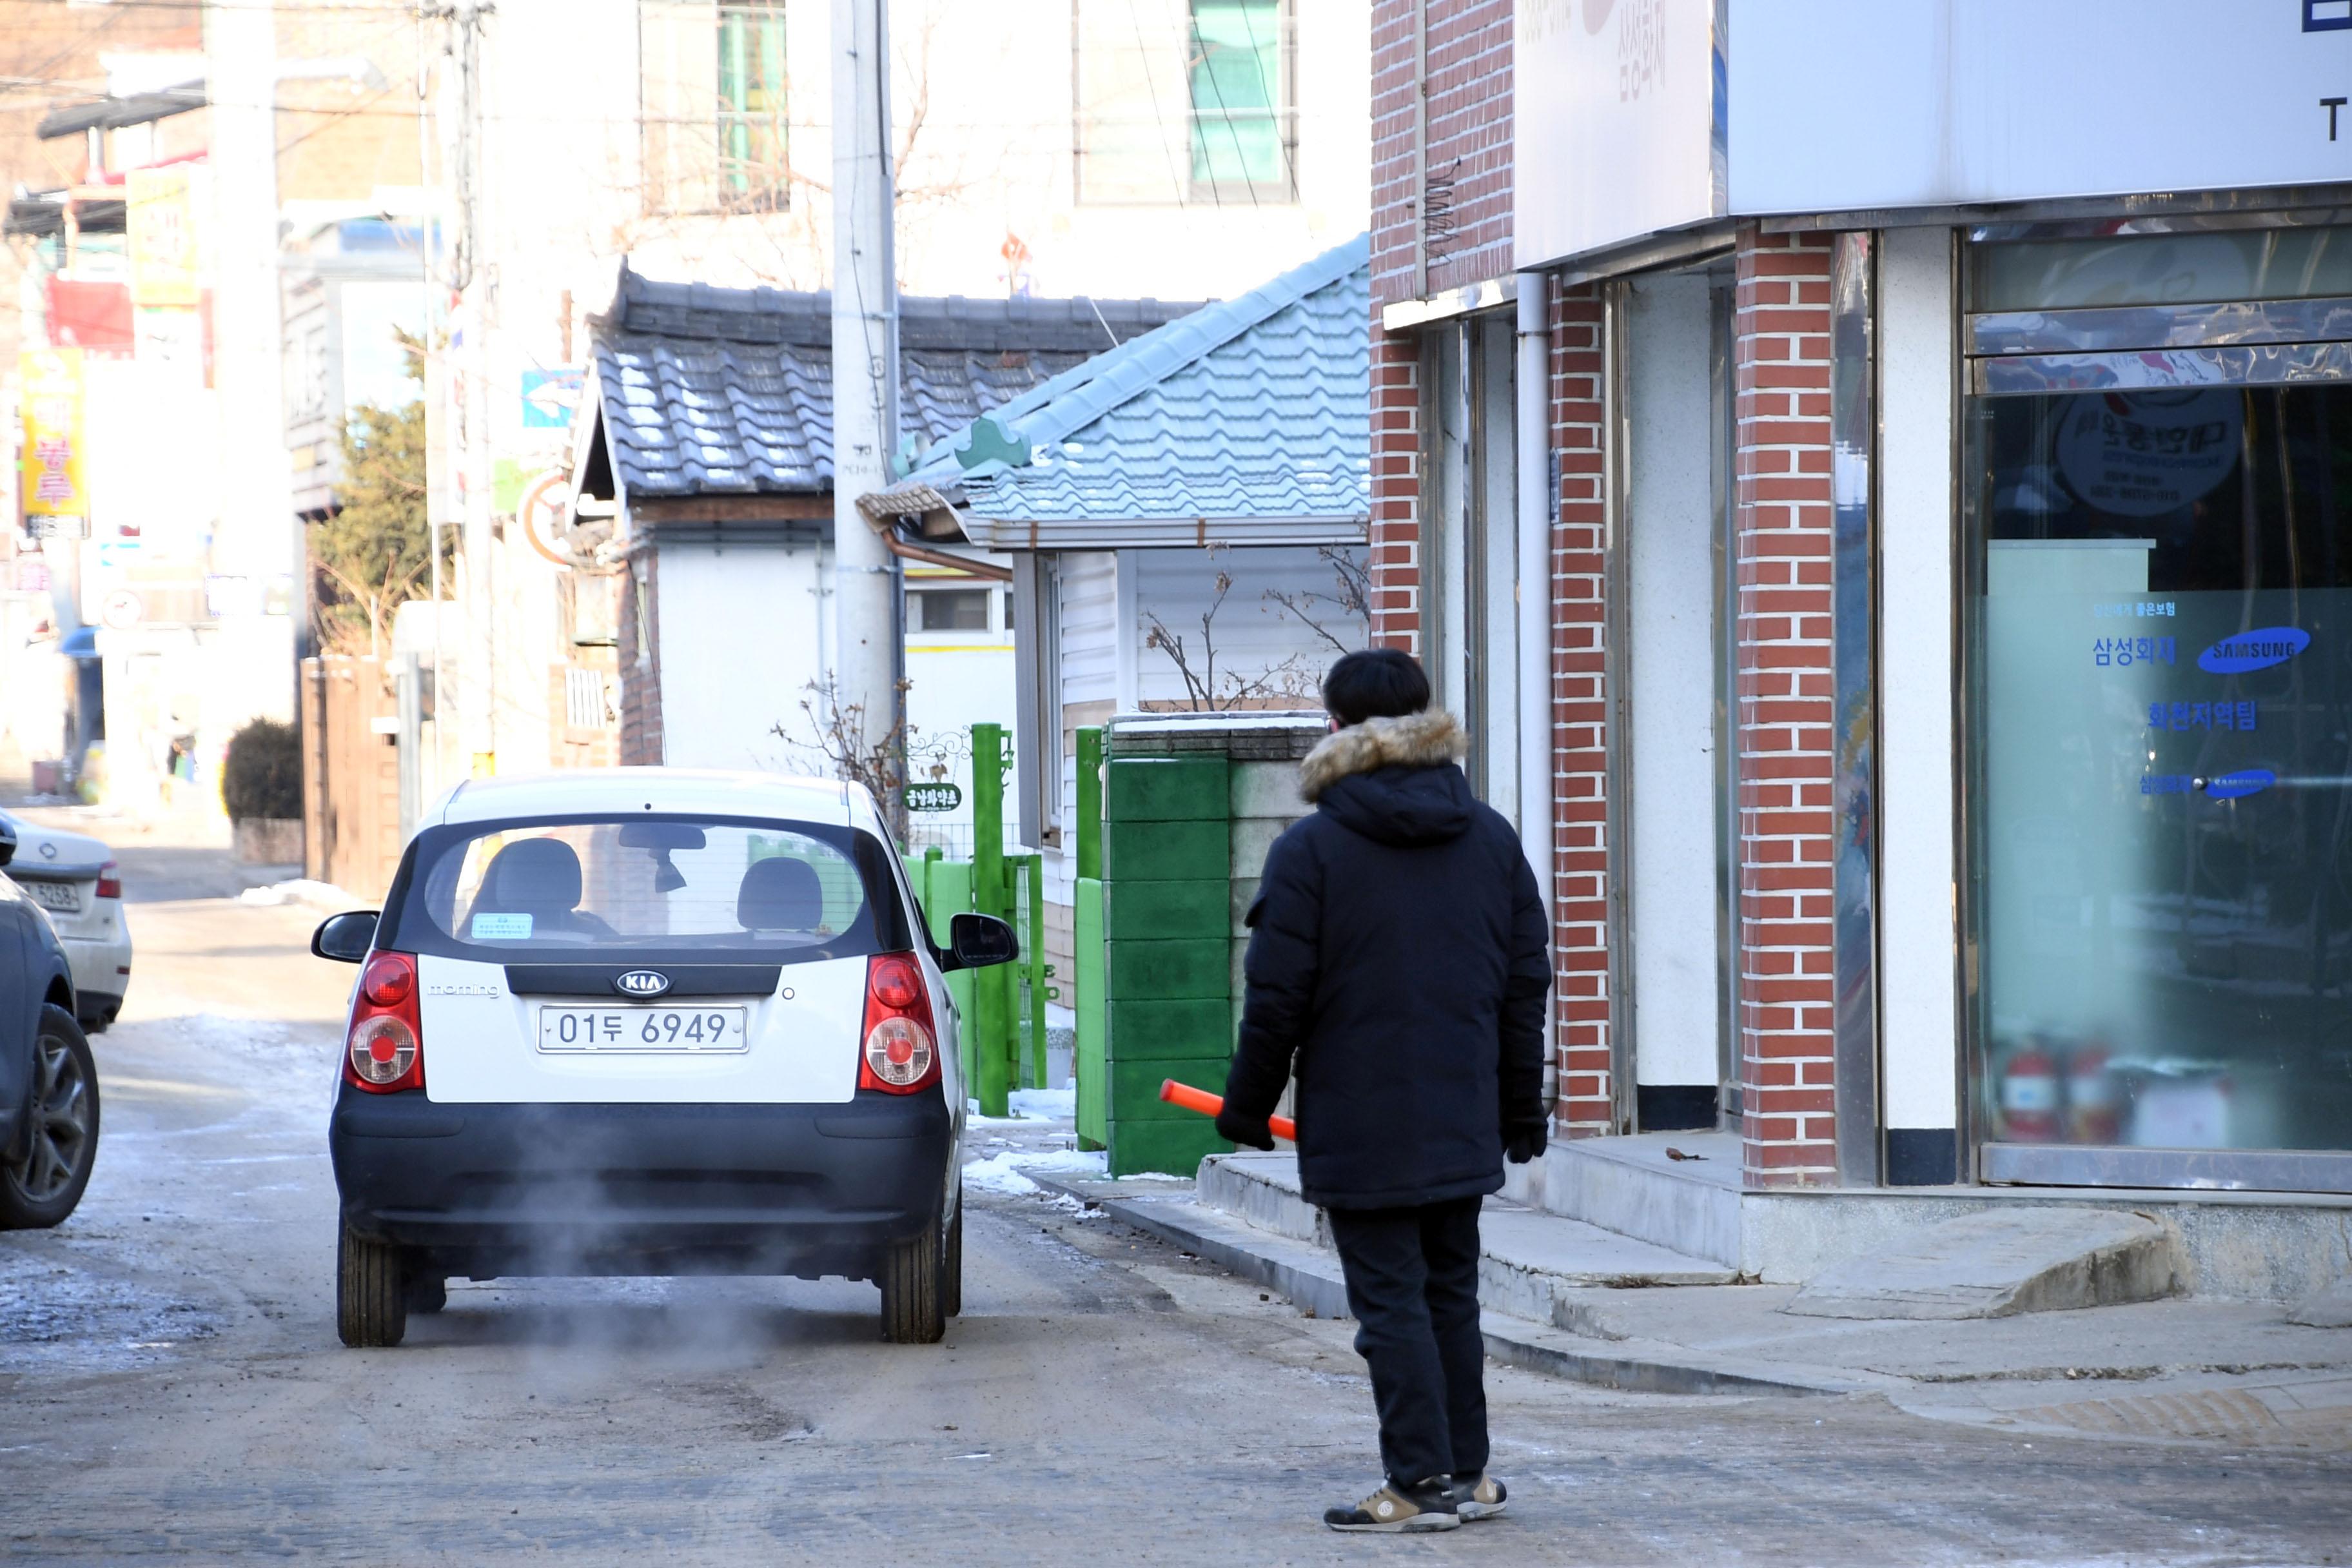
[3,832,2349,1565]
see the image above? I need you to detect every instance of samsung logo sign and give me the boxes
[613,970,672,999]
[2197,627,2309,674]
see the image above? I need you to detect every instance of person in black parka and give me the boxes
[1217,648,1551,1534]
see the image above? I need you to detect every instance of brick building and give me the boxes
[1375,0,2352,1277]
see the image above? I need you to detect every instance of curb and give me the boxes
[1034,1174,1860,1399]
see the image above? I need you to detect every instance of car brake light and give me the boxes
[346,950,424,1093]
[859,952,937,1093]
[95,861,120,899]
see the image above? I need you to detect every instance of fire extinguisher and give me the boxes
[1998,1041,2064,1142]
[2067,1044,2121,1144]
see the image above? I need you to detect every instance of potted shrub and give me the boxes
[222,718,304,865]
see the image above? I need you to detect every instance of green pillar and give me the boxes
[970,723,1012,1117]
[1101,750,1233,1178]
[1076,725,1104,881]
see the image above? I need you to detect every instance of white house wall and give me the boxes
[654,542,829,771]
[1131,546,1362,710]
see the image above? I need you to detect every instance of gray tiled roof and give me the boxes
[588,271,1204,498]
[893,235,1369,527]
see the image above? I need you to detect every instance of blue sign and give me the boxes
[521,368,585,430]
[2139,770,2277,800]
[2197,627,2309,674]
[2149,700,2258,732]
[2095,635,2175,667]
[2207,769,2277,801]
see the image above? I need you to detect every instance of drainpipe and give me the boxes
[1516,273,1558,1114]
[876,529,1014,583]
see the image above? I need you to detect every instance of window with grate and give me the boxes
[642,1,789,216]
[1073,0,1296,206]
[912,587,994,632]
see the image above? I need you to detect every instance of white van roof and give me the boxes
[429,767,867,830]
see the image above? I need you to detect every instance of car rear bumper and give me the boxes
[58,931,128,1021]
[328,1086,954,1280]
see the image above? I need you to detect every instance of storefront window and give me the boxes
[1970,380,2352,1155]
[1972,226,2352,311]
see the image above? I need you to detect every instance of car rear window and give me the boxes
[381,814,913,964]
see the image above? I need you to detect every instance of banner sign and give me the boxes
[905,781,963,813]
[18,349,88,522]
[1728,1,2352,219]
[128,166,201,308]
[1514,0,1724,270]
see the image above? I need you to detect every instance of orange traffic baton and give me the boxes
[1159,1079,1297,1142]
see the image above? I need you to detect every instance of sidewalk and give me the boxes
[1024,1148,2352,1449]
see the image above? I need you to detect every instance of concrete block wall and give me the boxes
[1101,714,1324,1177]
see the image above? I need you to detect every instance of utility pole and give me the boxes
[443,1,496,776]
[830,0,903,821]
[205,0,297,725]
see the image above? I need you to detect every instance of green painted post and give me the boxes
[1023,853,1048,1088]
[1076,727,1104,881]
[1073,725,1107,1139]
[1075,876,1106,1149]
[970,723,1011,1117]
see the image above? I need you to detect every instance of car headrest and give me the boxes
[476,838,584,914]
[737,856,827,932]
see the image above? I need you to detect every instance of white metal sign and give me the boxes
[1513,0,1724,271]
[1729,0,2352,217]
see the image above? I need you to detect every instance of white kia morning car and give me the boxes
[310,768,1014,1348]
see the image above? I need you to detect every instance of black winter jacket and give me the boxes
[1221,710,1552,1210]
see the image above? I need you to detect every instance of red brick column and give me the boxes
[1732,228,1839,1185]
[1368,333,1422,652]
[1549,280,1613,1137]
[1366,0,1517,655]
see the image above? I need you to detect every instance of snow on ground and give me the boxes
[1006,1087,1075,1120]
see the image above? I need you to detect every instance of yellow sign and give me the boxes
[126,166,200,308]
[18,348,86,519]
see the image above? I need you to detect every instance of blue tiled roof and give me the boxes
[900,235,1370,525]
[587,272,1204,499]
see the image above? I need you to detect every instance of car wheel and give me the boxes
[942,1188,963,1320]
[878,1211,946,1344]
[337,1219,410,1348]
[0,1006,101,1230]
[407,1273,448,1315]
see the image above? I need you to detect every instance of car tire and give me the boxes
[878,1211,946,1344]
[942,1188,963,1320]
[407,1273,448,1315]
[0,1006,101,1230]
[338,1219,410,1348]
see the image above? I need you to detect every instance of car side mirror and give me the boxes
[311,910,380,963]
[0,822,15,868]
[943,911,1017,971]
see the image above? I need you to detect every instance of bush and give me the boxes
[221,718,302,822]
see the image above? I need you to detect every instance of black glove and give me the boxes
[1503,1119,1547,1165]
[1215,1105,1277,1151]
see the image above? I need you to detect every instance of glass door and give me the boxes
[1966,232,2352,1190]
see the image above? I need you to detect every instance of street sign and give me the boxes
[905,781,963,813]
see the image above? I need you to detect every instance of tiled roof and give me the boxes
[587,271,1204,498]
[890,235,1369,527]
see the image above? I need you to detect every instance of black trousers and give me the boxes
[1325,1194,1487,1485]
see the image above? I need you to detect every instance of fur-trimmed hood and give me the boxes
[1299,710,1469,801]
[1298,710,1476,848]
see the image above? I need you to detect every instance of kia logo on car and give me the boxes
[613,970,671,999]
[2197,627,2309,674]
